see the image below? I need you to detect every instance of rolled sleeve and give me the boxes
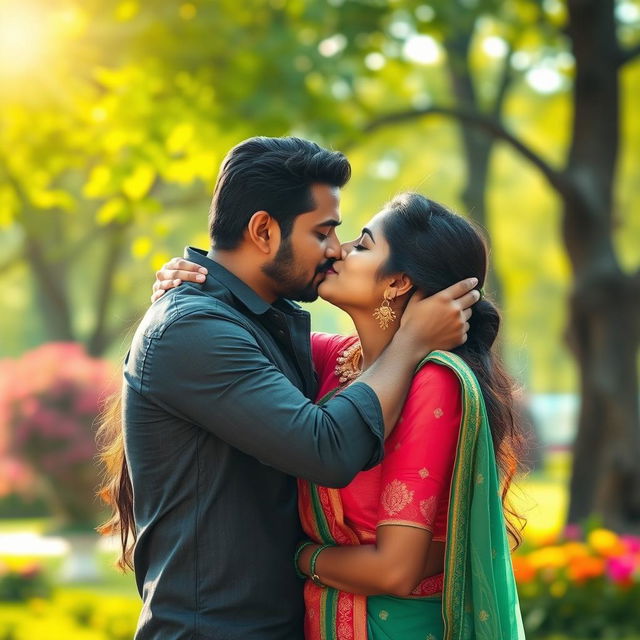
[336,381,384,470]
[131,304,384,487]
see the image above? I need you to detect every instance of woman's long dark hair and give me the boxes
[380,192,526,547]
[96,394,136,570]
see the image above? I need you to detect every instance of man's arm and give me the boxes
[130,308,383,488]
[150,257,478,436]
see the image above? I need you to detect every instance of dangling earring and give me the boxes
[373,292,397,330]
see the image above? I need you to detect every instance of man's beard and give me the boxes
[262,238,330,302]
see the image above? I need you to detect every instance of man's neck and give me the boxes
[208,248,278,304]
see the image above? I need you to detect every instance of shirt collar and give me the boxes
[184,246,279,316]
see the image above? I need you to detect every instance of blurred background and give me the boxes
[0,0,639,637]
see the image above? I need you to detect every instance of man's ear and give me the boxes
[245,211,282,255]
[387,273,414,298]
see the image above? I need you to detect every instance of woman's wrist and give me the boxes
[295,542,319,578]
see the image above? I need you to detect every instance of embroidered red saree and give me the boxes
[299,334,525,640]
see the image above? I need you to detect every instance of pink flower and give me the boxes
[620,535,640,554]
[562,523,582,541]
[606,555,637,585]
[0,342,117,521]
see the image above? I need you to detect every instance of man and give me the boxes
[125,136,478,639]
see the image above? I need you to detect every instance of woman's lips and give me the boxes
[326,266,338,275]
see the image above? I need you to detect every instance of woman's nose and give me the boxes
[340,241,353,258]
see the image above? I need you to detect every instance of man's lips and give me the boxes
[326,266,338,275]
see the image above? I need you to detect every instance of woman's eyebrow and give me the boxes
[362,227,375,243]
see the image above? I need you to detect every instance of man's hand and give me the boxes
[399,278,480,353]
[151,258,207,302]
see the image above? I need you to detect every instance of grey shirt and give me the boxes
[123,247,384,640]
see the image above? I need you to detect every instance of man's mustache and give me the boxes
[317,259,336,275]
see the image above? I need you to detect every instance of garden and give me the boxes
[1,0,639,637]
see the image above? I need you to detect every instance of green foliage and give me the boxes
[0,0,638,393]
[0,561,50,602]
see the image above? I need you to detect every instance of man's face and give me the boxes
[262,184,342,302]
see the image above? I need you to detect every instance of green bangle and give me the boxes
[294,541,314,580]
[310,543,334,588]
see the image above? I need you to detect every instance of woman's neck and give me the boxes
[350,311,400,371]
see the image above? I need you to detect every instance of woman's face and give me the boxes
[318,210,393,312]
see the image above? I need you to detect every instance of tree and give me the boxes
[355,0,640,529]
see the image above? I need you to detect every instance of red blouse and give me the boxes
[311,332,462,545]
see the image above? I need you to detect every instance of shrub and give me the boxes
[0,559,51,601]
[0,343,117,529]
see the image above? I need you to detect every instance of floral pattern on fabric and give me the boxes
[420,496,437,524]
[381,480,415,516]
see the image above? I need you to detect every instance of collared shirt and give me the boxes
[123,247,384,640]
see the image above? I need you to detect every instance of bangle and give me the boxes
[310,543,334,588]
[294,541,315,579]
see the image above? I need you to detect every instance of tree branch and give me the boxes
[492,43,515,118]
[618,43,640,68]
[363,106,571,196]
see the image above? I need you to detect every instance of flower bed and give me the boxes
[515,528,640,637]
[0,589,140,640]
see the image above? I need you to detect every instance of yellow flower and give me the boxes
[527,546,567,569]
[588,528,624,557]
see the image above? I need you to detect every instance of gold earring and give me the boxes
[373,292,397,330]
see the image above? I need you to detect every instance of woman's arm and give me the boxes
[297,525,433,597]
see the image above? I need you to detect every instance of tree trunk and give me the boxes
[444,30,504,304]
[564,0,640,530]
[87,222,128,357]
[23,231,75,342]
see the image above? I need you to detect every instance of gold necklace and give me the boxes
[334,342,363,384]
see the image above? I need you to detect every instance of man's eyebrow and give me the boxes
[362,227,375,243]
[316,219,342,228]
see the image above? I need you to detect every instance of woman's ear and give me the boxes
[245,211,281,255]
[387,273,414,298]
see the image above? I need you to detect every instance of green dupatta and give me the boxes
[298,350,525,640]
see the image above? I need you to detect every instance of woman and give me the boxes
[148,193,526,639]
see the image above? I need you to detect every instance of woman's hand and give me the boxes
[151,258,208,302]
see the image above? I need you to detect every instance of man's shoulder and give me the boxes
[138,285,253,340]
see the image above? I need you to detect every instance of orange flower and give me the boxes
[562,542,591,560]
[512,556,537,584]
[568,555,606,583]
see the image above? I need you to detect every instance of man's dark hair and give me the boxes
[208,136,351,250]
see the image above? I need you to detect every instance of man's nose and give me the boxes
[325,234,342,258]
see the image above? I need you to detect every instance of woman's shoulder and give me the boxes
[403,360,463,414]
[311,332,357,358]
[411,360,461,391]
